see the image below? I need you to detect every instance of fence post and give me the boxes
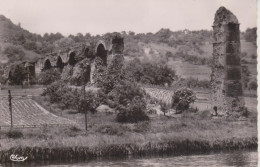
[8,90,13,128]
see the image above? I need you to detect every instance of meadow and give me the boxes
[0,109,257,162]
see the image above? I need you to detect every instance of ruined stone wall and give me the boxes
[211,7,244,115]
[34,34,124,86]
[91,34,124,85]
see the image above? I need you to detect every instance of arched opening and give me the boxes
[56,56,64,71]
[68,52,76,66]
[43,59,51,71]
[96,44,107,66]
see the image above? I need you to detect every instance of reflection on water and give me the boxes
[2,150,257,167]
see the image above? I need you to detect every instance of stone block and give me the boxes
[226,81,243,97]
[226,54,240,65]
[226,67,241,80]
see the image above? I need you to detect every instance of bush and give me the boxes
[123,58,176,86]
[77,88,103,113]
[42,82,104,113]
[8,62,27,85]
[172,87,196,113]
[7,130,23,139]
[37,68,61,85]
[42,81,67,103]
[116,97,149,123]
[108,80,149,123]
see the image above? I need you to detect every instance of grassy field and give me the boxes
[0,110,257,161]
[167,60,211,80]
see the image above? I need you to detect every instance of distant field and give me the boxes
[143,87,257,112]
[241,40,257,59]
[146,40,257,82]
[168,60,211,80]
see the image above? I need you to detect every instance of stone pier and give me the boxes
[211,7,245,115]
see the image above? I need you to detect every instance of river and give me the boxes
[2,150,257,167]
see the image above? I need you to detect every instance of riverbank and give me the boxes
[0,111,257,162]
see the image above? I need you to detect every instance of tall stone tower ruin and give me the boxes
[211,7,245,115]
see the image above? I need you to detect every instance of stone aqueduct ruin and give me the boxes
[211,7,244,115]
[6,7,244,114]
[35,33,124,84]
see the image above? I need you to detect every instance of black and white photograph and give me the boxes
[0,0,258,166]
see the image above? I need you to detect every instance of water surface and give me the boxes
[3,150,257,167]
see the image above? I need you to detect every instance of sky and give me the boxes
[0,0,257,36]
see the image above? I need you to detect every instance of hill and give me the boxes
[0,15,42,64]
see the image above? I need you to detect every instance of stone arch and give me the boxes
[95,41,107,53]
[43,59,51,71]
[56,56,64,70]
[96,43,107,66]
[68,52,76,66]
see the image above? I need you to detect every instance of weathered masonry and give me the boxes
[35,33,124,85]
[211,7,245,115]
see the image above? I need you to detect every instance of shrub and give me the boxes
[107,80,145,109]
[116,97,149,123]
[37,68,61,85]
[108,80,149,123]
[8,62,27,85]
[42,81,67,103]
[7,130,23,139]
[77,88,101,113]
[42,82,103,112]
[172,87,196,113]
[123,58,176,86]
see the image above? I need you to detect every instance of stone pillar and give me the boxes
[211,7,244,115]
[111,35,124,55]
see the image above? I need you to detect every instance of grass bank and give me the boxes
[0,111,257,162]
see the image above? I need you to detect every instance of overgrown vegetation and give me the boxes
[123,58,176,86]
[172,87,196,113]
[41,54,150,123]
[37,69,61,85]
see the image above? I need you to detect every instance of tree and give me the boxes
[110,80,149,123]
[8,63,27,85]
[54,37,75,49]
[37,68,61,85]
[172,87,196,113]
